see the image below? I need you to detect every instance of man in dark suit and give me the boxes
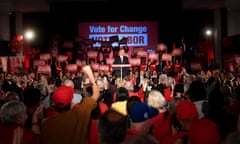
[113,48,130,79]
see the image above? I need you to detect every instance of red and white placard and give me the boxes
[91,63,99,71]
[9,56,24,73]
[137,50,147,57]
[99,64,109,71]
[148,52,158,60]
[106,58,114,65]
[87,50,98,59]
[129,58,141,66]
[157,43,167,51]
[57,55,68,62]
[172,48,183,56]
[33,60,45,67]
[191,62,202,71]
[65,64,78,72]
[40,53,51,61]
[162,53,172,61]
[37,65,51,74]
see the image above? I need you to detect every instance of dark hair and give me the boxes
[98,109,128,144]
[72,77,82,90]
[186,80,207,101]
[126,96,141,114]
[116,87,129,101]
[23,87,41,108]
[5,91,19,102]
[170,112,182,134]
[122,134,158,144]
[152,77,158,84]
[47,76,56,85]
[55,78,62,87]
[54,103,71,113]
[174,84,184,94]
[82,83,93,97]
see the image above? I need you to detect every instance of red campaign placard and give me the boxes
[87,50,98,59]
[157,43,167,51]
[172,48,183,56]
[57,55,68,62]
[37,65,51,74]
[106,58,114,65]
[40,53,51,61]
[191,62,202,71]
[137,50,148,57]
[65,64,78,72]
[33,60,46,67]
[9,57,24,68]
[162,53,172,61]
[129,58,141,66]
[56,66,62,72]
[91,63,99,71]
[9,56,24,73]
[148,52,158,60]
[99,64,109,71]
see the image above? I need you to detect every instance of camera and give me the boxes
[147,85,152,92]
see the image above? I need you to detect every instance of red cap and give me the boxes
[189,118,221,144]
[53,86,74,106]
[176,100,198,121]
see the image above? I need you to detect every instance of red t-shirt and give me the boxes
[152,115,171,144]
[0,125,39,144]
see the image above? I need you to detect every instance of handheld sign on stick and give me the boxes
[82,65,96,85]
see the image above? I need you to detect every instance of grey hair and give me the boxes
[147,90,166,109]
[0,101,26,125]
[63,79,74,88]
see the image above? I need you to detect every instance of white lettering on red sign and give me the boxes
[87,50,98,58]
[162,54,172,61]
[106,58,114,65]
[66,64,78,72]
[34,60,45,67]
[137,50,147,57]
[40,53,51,60]
[148,53,158,60]
[129,58,141,66]
[57,55,68,62]
[37,65,51,74]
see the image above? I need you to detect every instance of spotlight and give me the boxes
[24,30,35,41]
[205,29,212,36]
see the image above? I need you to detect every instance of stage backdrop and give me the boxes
[78,21,158,50]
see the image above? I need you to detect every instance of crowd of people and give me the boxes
[0,48,240,144]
